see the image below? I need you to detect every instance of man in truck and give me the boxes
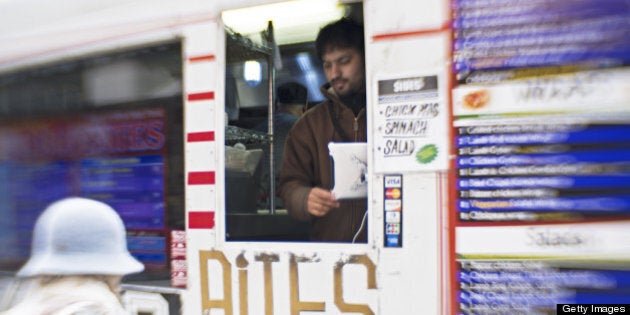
[279,17,368,243]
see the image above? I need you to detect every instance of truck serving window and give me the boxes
[222,1,366,243]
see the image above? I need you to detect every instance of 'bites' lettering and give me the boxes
[199,250,376,314]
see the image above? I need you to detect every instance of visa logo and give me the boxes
[384,175,402,188]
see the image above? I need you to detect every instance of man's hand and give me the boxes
[307,187,340,217]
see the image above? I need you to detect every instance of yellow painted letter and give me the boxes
[334,255,376,315]
[199,250,233,315]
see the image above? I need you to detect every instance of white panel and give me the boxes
[452,67,630,117]
[186,185,217,211]
[372,71,450,172]
[183,22,219,57]
[207,259,226,299]
[186,62,219,93]
[182,244,380,314]
[377,173,440,314]
[185,142,216,171]
[370,175,385,247]
[364,0,449,314]
[186,230,217,251]
[185,101,216,133]
[184,229,217,315]
[369,35,451,75]
[365,0,447,35]
[0,0,219,72]
[457,221,630,258]
[341,263,373,302]
[191,248,379,315]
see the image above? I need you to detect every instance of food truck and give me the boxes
[0,0,629,314]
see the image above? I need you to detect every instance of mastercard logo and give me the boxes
[385,188,401,199]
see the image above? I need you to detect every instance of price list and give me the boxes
[0,107,171,272]
[450,0,630,312]
[80,155,167,269]
[458,260,630,313]
[455,122,630,222]
[0,161,73,266]
[452,0,630,84]
[80,155,165,230]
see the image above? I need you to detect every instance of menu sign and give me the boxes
[458,259,630,312]
[455,120,630,222]
[456,222,630,312]
[373,74,448,172]
[450,0,630,312]
[0,107,169,271]
[452,0,630,84]
[81,155,165,229]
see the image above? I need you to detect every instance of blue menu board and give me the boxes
[80,155,167,268]
[0,161,74,267]
[0,107,169,272]
[458,260,630,313]
[455,122,630,222]
[451,1,630,313]
[80,155,165,230]
[452,0,630,83]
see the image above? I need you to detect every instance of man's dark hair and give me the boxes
[315,18,364,61]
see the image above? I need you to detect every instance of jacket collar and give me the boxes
[320,83,366,117]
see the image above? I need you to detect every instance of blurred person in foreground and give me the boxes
[255,82,308,206]
[279,17,368,242]
[1,197,144,315]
